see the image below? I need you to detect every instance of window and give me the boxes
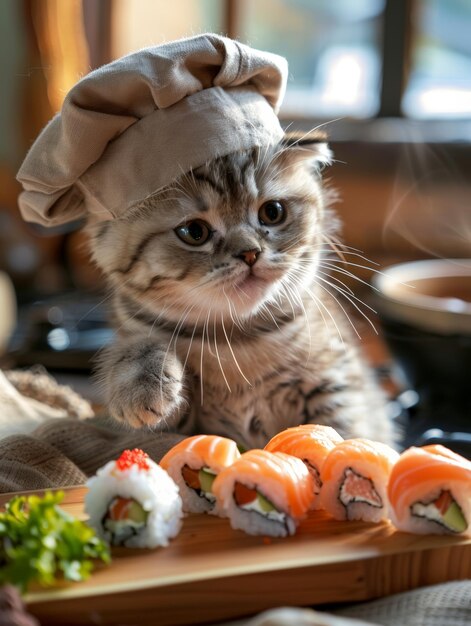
[403,0,471,118]
[242,0,385,118]
[108,0,471,121]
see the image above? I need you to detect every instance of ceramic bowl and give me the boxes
[373,258,471,402]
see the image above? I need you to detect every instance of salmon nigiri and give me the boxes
[160,435,240,515]
[212,449,315,537]
[320,438,399,522]
[388,445,471,535]
[265,424,343,509]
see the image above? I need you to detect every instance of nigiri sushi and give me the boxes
[265,424,344,509]
[212,449,315,537]
[320,438,399,522]
[160,435,240,514]
[85,448,183,548]
[388,445,471,535]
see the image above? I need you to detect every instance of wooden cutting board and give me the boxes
[1,486,470,626]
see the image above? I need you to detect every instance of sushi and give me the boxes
[160,435,241,514]
[265,424,344,509]
[388,445,471,535]
[320,438,399,522]
[212,449,315,537]
[85,448,183,548]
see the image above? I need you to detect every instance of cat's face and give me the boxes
[89,138,333,323]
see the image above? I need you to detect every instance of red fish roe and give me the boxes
[115,449,150,472]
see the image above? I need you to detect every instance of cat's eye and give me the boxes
[258,201,286,226]
[174,219,212,246]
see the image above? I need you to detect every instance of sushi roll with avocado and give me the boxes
[388,445,471,535]
[85,449,183,548]
[265,424,344,509]
[160,435,240,514]
[212,449,315,537]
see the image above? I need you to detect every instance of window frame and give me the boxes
[82,0,470,136]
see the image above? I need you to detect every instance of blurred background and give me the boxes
[0,1,470,445]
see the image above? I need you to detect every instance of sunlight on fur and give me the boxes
[87,133,396,449]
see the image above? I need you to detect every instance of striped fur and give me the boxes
[87,139,395,450]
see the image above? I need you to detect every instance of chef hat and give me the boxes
[16,33,288,227]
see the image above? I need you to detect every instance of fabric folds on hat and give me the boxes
[17,33,288,227]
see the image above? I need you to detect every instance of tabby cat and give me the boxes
[88,134,395,455]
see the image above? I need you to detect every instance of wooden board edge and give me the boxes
[0,485,87,506]
[26,543,471,626]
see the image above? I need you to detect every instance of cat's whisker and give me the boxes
[159,301,196,408]
[182,309,203,376]
[321,235,381,266]
[304,284,344,346]
[214,314,231,393]
[320,259,387,284]
[291,282,313,365]
[221,313,252,387]
[204,308,217,359]
[229,283,249,314]
[316,268,355,296]
[254,138,276,175]
[222,287,245,334]
[320,232,348,264]
[318,262,380,292]
[73,289,115,327]
[73,272,144,330]
[254,136,277,179]
[279,253,380,295]
[312,279,362,340]
[199,310,212,405]
[279,281,297,319]
[277,233,309,254]
[315,274,378,335]
[296,245,380,268]
[259,301,284,334]
[282,278,313,364]
[174,165,199,195]
[284,120,342,150]
[272,291,288,315]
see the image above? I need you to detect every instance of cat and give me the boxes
[87,132,396,456]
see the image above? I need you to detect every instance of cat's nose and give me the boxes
[235,249,261,267]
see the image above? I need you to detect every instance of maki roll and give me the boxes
[85,449,183,548]
[160,435,240,514]
[320,438,399,522]
[265,424,343,509]
[212,449,315,537]
[388,445,471,535]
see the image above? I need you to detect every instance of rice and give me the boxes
[214,471,297,537]
[167,458,215,514]
[160,435,241,515]
[85,451,183,549]
[212,450,314,537]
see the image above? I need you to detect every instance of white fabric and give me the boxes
[0,371,68,439]
[17,34,288,227]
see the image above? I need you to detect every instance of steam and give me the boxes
[381,125,471,260]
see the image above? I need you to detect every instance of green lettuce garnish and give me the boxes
[0,491,110,591]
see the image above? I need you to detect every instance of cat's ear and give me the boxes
[280,130,333,171]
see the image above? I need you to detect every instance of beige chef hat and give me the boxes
[16,33,288,227]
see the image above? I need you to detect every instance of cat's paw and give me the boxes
[99,340,185,428]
